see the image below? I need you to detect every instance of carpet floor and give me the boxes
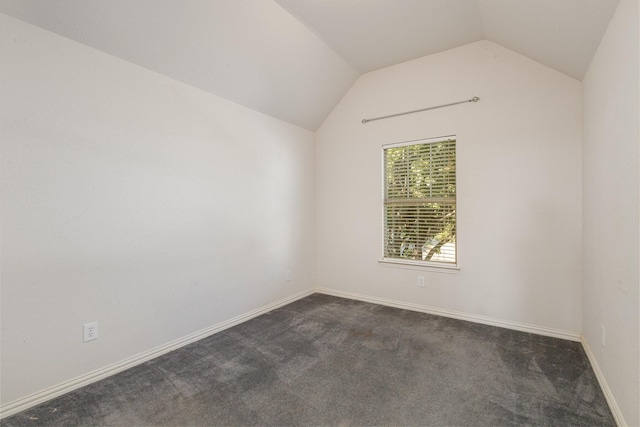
[2,293,614,426]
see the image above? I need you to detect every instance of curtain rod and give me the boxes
[361,96,480,124]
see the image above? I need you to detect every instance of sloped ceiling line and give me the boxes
[0,0,619,130]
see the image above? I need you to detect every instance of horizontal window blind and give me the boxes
[383,138,456,264]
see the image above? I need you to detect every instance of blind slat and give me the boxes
[383,139,457,264]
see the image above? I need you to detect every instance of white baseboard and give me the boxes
[315,287,582,342]
[319,288,629,424]
[0,287,598,421]
[581,337,627,427]
[0,288,315,420]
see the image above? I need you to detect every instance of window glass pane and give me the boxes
[383,139,456,264]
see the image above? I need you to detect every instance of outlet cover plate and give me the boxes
[84,322,98,342]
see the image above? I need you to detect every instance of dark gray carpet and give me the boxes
[2,293,614,426]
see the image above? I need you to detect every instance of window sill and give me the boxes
[378,258,460,273]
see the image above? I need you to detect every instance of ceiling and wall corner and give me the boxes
[0,0,620,131]
[0,0,359,131]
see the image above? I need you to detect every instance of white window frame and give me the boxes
[379,135,459,272]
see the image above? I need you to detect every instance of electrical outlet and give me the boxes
[417,276,425,288]
[84,322,98,342]
[285,270,291,281]
[601,325,605,347]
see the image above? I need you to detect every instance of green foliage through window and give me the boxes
[383,138,456,264]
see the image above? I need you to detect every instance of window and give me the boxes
[382,136,456,266]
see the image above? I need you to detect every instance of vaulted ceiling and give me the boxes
[0,0,619,130]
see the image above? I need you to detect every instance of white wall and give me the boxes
[0,14,315,406]
[316,41,583,335]
[582,0,640,425]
